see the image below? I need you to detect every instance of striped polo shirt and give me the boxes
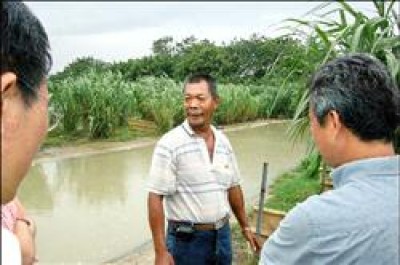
[147,120,241,223]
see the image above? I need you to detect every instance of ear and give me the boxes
[2,73,20,134]
[213,96,220,109]
[1,72,18,98]
[326,110,342,139]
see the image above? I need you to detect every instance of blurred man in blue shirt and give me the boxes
[260,53,400,265]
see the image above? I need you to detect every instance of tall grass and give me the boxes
[48,73,300,141]
[134,77,184,133]
[214,84,259,125]
[50,70,138,139]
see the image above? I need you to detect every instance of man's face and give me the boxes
[1,78,49,203]
[184,80,218,131]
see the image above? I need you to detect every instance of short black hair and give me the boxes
[309,53,400,142]
[183,73,218,99]
[1,2,52,106]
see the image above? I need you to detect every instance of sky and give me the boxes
[25,2,377,74]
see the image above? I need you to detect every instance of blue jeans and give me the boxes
[166,222,232,265]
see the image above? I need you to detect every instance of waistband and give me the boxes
[168,215,230,231]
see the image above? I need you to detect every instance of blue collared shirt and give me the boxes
[260,156,399,265]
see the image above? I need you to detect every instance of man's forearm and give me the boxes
[228,185,249,229]
[228,185,261,253]
[148,192,168,253]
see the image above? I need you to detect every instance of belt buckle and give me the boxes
[215,216,225,230]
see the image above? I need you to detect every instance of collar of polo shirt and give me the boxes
[182,119,218,138]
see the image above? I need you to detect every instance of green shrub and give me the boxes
[265,155,321,212]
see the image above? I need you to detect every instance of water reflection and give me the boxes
[18,122,306,263]
[62,155,130,206]
[228,122,306,199]
[19,165,54,213]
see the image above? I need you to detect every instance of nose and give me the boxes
[186,98,199,108]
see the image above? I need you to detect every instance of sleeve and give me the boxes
[146,141,177,195]
[259,205,315,265]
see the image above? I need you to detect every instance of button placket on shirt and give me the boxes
[208,133,227,221]
[199,136,221,221]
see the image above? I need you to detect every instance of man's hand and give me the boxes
[228,186,262,254]
[155,250,175,265]
[242,227,261,254]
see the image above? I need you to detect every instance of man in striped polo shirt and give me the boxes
[147,73,260,265]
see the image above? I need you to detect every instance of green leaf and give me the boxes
[318,8,342,19]
[372,0,385,18]
[339,9,347,26]
[303,2,333,17]
[338,0,358,18]
[285,18,313,27]
[384,49,400,81]
[315,25,331,48]
[374,36,400,52]
[384,0,396,18]
[351,24,367,52]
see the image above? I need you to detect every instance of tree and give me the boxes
[50,57,110,83]
[152,36,174,56]
[174,41,224,80]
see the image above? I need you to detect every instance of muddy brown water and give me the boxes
[18,121,307,263]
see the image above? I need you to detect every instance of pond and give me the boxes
[18,121,307,263]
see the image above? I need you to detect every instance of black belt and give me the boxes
[168,215,229,231]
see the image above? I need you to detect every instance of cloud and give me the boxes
[25,1,375,73]
[28,2,314,37]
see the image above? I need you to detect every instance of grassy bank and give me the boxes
[265,152,321,211]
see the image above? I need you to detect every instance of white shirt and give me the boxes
[147,120,241,223]
[1,227,21,265]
